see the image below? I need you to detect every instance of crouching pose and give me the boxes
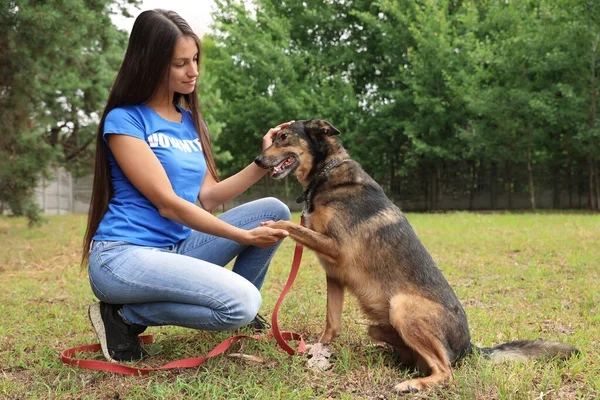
[82,9,292,363]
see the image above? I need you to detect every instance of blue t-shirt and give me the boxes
[93,104,207,246]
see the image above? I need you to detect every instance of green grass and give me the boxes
[1,212,598,399]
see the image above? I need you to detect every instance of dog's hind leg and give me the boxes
[388,293,453,393]
[319,276,345,343]
[368,324,425,370]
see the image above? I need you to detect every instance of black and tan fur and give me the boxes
[255,119,579,392]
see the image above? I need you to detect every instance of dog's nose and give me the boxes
[254,155,265,168]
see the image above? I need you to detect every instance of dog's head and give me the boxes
[254,119,342,183]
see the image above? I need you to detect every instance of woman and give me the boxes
[81,9,292,363]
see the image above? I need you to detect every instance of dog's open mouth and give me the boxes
[270,156,298,179]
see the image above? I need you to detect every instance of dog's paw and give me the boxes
[318,330,338,344]
[261,220,284,229]
[393,379,422,393]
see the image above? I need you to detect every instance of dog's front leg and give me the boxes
[265,220,340,263]
[319,276,345,344]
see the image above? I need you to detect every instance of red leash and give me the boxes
[62,217,307,375]
[271,217,306,355]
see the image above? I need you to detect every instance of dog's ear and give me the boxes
[305,119,341,136]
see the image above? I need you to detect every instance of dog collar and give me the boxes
[296,158,349,212]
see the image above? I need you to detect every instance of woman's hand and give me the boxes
[242,225,289,248]
[262,120,295,151]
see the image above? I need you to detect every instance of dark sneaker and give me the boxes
[88,302,148,362]
[247,313,271,332]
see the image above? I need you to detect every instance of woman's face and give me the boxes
[165,35,199,96]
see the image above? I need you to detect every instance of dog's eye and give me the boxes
[279,133,288,141]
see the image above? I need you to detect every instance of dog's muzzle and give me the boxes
[254,155,268,169]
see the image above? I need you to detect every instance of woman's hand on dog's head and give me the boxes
[262,120,295,151]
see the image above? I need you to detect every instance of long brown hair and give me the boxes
[82,9,218,264]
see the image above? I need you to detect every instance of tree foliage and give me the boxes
[204,0,600,211]
[3,0,598,220]
[0,0,135,224]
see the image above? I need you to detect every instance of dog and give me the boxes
[254,119,579,392]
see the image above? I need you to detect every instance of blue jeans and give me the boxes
[88,197,290,331]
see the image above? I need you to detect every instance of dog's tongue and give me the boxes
[271,157,293,176]
[270,162,284,177]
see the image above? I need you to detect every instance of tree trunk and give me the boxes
[505,159,513,209]
[527,153,536,211]
[526,122,536,212]
[436,167,442,210]
[566,142,573,208]
[552,166,560,209]
[431,169,438,211]
[568,161,573,208]
[49,127,60,146]
[423,169,429,211]
[593,157,600,210]
[469,160,476,211]
[589,159,595,209]
[490,163,497,210]
[390,155,396,198]
[588,34,598,209]
[578,160,585,209]
[589,34,598,131]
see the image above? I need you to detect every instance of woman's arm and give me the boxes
[199,121,294,210]
[198,163,268,211]
[107,134,288,247]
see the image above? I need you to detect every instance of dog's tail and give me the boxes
[476,340,579,362]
